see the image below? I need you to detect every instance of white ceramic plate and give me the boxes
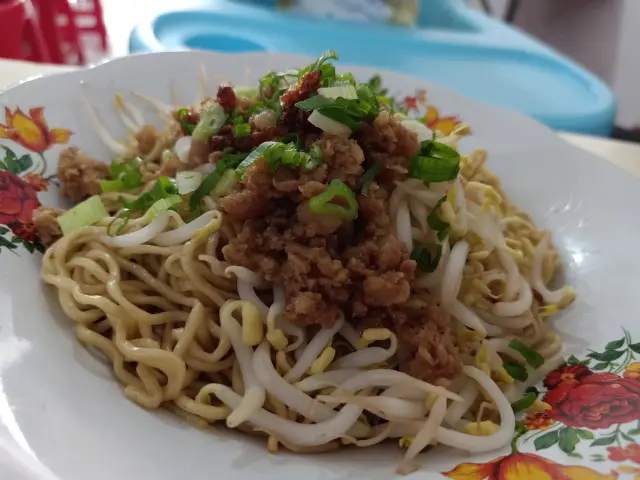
[0,52,638,480]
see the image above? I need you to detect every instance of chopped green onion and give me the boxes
[509,339,545,368]
[100,157,143,193]
[355,161,382,195]
[234,122,251,137]
[146,195,181,219]
[409,140,461,183]
[190,151,248,214]
[318,85,358,100]
[192,100,228,141]
[511,393,537,413]
[58,195,109,235]
[368,75,388,96]
[410,242,442,273]
[177,108,196,135]
[308,110,354,134]
[503,360,528,382]
[309,179,358,220]
[234,86,259,98]
[176,171,203,195]
[236,142,278,179]
[121,176,178,212]
[428,196,450,241]
[213,169,237,196]
[334,73,357,87]
[298,50,339,81]
[236,141,320,179]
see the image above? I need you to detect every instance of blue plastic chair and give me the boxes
[129,0,616,135]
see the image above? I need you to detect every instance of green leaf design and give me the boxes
[592,362,610,371]
[577,429,595,440]
[605,338,625,350]
[590,435,617,447]
[515,421,528,435]
[534,429,559,451]
[0,146,20,174]
[629,342,640,354]
[628,428,640,436]
[0,226,8,235]
[621,431,636,443]
[34,242,45,253]
[558,427,580,454]
[587,350,625,362]
[16,154,33,173]
[566,355,580,365]
[23,241,34,254]
[567,452,583,459]
[0,236,18,252]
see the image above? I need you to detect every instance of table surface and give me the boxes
[1,59,639,178]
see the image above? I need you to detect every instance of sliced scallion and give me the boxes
[410,242,442,273]
[509,339,544,369]
[308,179,358,220]
[408,140,461,183]
[58,195,109,235]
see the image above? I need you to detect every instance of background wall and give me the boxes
[469,0,638,127]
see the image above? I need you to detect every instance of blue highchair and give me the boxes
[129,0,615,136]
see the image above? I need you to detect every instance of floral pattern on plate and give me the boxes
[0,106,72,255]
[443,329,640,479]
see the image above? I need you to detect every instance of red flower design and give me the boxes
[0,170,41,226]
[544,363,593,389]
[608,444,640,464]
[403,96,417,111]
[23,173,48,192]
[10,221,37,242]
[543,371,640,429]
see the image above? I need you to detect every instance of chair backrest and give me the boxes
[0,0,51,62]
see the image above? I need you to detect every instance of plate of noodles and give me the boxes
[0,50,637,480]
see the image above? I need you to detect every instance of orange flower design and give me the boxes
[625,362,640,380]
[616,466,640,480]
[23,173,48,192]
[608,444,640,464]
[522,413,555,431]
[443,452,619,480]
[0,107,72,152]
[424,106,462,136]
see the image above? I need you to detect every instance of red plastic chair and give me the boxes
[31,0,107,65]
[31,0,80,64]
[0,0,51,62]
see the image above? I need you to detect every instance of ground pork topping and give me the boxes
[32,207,63,246]
[57,147,109,202]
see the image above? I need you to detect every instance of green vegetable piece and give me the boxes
[409,140,461,183]
[509,339,545,368]
[410,242,443,273]
[190,151,248,214]
[427,196,451,241]
[58,195,109,235]
[176,108,196,135]
[355,161,382,195]
[309,179,358,220]
[193,100,228,141]
[503,360,528,382]
[511,392,537,413]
